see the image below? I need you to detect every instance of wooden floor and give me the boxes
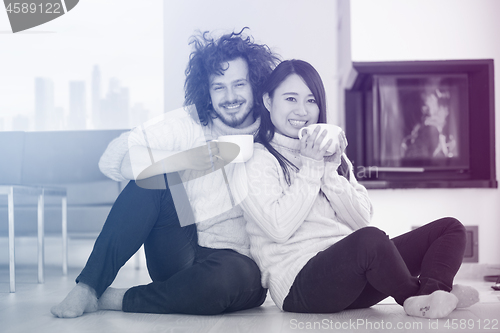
[1,263,499,333]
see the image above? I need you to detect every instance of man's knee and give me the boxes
[215,252,262,290]
[213,252,266,311]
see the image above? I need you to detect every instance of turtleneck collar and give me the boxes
[271,132,301,153]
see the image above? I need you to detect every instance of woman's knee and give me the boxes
[351,227,395,255]
[354,227,389,244]
[433,217,466,239]
[443,217,465,232]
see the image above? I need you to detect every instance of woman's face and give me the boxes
[263,74,320,138]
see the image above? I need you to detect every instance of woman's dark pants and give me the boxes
[283,218,466,313]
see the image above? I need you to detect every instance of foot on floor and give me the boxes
[51,283,98,318]
[403,290,458,319]
[451,284,480,308]
[98,287,127,311]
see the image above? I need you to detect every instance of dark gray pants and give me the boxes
[283,218,466,313]
[77,175,266,314]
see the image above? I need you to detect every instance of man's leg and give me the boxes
[51,174,197,318]
[120,248,267,315]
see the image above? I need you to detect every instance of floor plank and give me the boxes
[1,265,499,333]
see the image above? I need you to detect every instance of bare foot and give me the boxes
[403,290,458,319]
[451,284,480,308]
[51,283,98,318]
[98,287,127,311]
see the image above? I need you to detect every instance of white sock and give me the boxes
[451,284,480,308]
[403,290,458,319]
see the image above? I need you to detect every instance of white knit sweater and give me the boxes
[237,133,373,310]
[98,106,261,257]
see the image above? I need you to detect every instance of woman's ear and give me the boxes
[263,93,271,112]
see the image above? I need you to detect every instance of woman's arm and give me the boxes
[321,154,373,231]
[240,148,324,243]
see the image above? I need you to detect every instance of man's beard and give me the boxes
[216,108,254,128]
[213,99,254,128]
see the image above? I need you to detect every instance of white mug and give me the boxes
[298,124,343,155]
[213,135,254,163]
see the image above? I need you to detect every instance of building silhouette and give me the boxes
[34,77,54,131]
[91,65,101,129]
[68,81,87,130]
[100,78,129,129]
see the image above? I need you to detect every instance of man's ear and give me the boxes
[263,93,271,112]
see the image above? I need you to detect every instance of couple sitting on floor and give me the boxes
[51,29,479,319]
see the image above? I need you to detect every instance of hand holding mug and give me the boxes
[298,124,344,157]
[179,141,225,171]
[324,130,348,165]
[299,126,333,161]
[212,135,254,164]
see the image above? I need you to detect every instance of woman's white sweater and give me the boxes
[98,107,261,257]
[239,133,373,310]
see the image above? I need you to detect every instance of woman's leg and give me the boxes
[283,227,420,313]
[347,217,467,309]
[121,248,267,315]
[52,174,197,317]
[392,217,466,295]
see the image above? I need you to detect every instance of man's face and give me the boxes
[209,57,254,128]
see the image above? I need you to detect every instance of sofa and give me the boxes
[0,129,128,237]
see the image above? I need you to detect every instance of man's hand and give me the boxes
[123,140,240,181]
[177,141,223,171]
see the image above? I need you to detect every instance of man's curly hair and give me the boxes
[184,28,280,126]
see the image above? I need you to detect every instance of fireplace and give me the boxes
[345,59,496,189]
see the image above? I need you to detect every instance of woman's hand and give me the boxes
[324,131,348,165]
[300,126,333,161]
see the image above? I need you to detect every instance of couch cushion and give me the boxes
[22,130,127,185]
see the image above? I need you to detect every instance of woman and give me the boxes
[238,60,478,317]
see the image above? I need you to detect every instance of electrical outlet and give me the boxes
[462,226,478,263]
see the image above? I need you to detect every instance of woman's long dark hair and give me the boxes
[257,60,350,184]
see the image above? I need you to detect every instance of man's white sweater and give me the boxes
[98,107,261,257]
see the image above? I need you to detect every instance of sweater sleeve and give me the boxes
[240,148,325,243]
[320,154,373,231]
[98,131,135,182]
[98,108,203,181]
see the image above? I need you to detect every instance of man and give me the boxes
[51,29,280,317]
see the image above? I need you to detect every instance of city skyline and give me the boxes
[0,0,163,132]
[4,64,150,132]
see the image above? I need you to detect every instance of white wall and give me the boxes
[163,0,340,123]
[349,0,500,264]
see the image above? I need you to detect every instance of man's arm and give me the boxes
[119,144,222,180]
[119,147,184,180]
